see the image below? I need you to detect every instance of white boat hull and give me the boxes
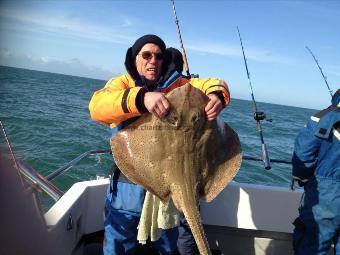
[44,179,304,254]
[200,181,302,255]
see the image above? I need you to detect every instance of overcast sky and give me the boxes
[0,0,339,109]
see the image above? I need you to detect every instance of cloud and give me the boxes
[0,49,118,80]
[0,6,293,65]
[186,41,294,65]
[0,7,136,45]
[0,5,296,66]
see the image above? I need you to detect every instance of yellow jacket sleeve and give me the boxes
[189,77,230,106]
[89,74,142,127]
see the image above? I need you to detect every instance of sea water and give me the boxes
[0,65,316,208]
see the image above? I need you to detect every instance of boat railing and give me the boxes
[46,149,111,181]
[1,123,111,202]
[35,149,111,201]
[16,149,111,201]
[17,160,64,201]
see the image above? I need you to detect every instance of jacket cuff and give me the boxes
[135,87,148,114]
[209,91,226,106]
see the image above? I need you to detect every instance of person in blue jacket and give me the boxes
[292,89,340,255]
[90,34,229,255]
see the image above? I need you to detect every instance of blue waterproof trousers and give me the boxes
[103,180,178,255]
[293,177,340,255]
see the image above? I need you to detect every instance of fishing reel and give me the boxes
[254,111,272,122]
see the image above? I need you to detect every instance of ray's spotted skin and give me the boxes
[111,83,242,255]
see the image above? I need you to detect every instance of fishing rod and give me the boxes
[305,46,333,98]
[237,27,271,170]
[170,0,191,77]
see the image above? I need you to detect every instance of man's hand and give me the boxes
[144,92,171,118]
[205,94,223,120]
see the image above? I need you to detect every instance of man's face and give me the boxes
[135,43,163,83]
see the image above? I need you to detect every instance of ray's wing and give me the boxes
[199,118,242,202]
[110,114,174,201]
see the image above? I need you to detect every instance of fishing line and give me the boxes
[306,46,333,98]
[170,0,191,77]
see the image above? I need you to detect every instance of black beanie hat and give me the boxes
[131,34,166,57]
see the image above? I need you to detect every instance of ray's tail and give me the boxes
[173,186,212,255]
[182,205,211,255]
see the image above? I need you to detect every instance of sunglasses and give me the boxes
[139,51,164,61]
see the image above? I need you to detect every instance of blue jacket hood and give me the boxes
[331,89,340,105]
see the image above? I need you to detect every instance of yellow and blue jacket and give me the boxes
[89,73,230,130]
